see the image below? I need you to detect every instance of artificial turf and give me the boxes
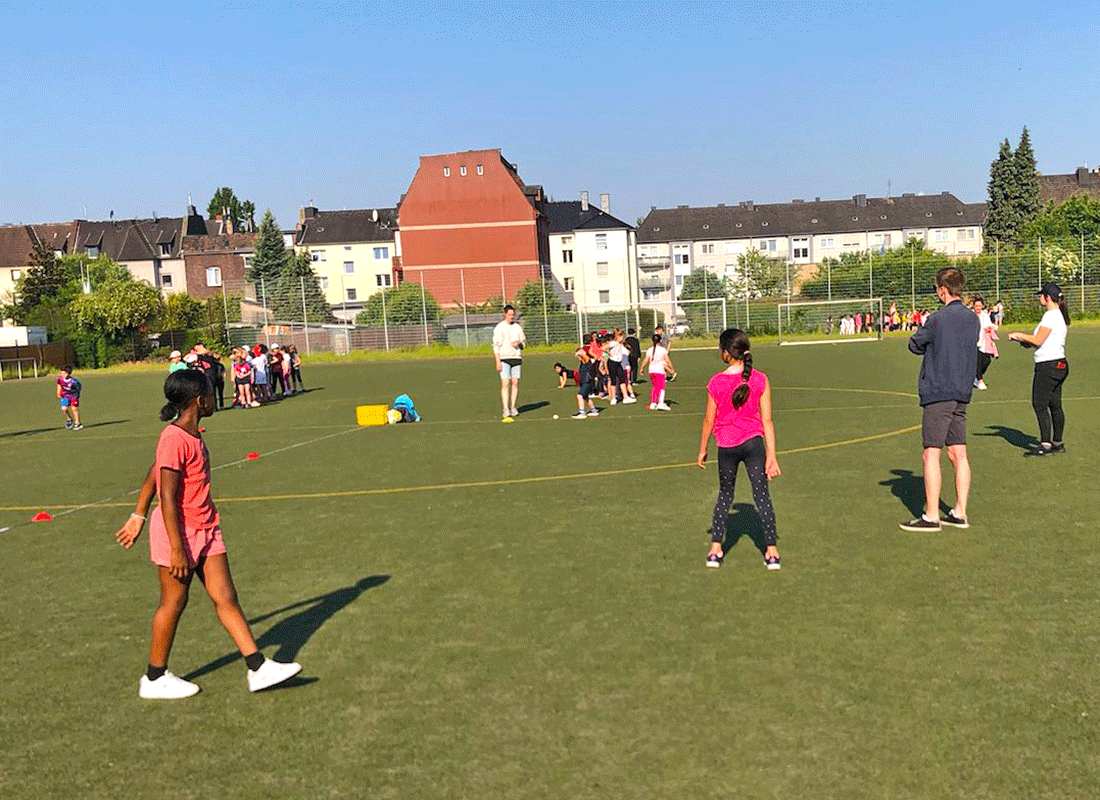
[1,332,1098,799]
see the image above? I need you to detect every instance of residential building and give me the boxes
[397,148,549,306]
[294,206,398,318]
[0,223,77,310]
[1039,166,1100,204]
[70,215,188,293]
[179,207,258,302]
[546,192,636,309]
[636,192,987,299]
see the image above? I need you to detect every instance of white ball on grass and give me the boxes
[552,414,559,419]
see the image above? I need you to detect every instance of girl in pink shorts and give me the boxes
[115,370,302,700]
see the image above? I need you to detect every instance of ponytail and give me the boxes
[718,327,754,409]
[732,351,753,409]
[160,370,210,421]
[1058,296,1071,326]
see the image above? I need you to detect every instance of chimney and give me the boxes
[581,191,589,212]
[853,194,867,207]
[741,200,754,211]
[299,205,318,225]
[224,206,235,235]
[1077,166,1092,184]
[599,193,610,213]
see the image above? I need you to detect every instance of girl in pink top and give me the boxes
[114,370,301,700]
[697,328,782,570]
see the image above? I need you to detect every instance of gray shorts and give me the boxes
[922,400,968,449]
[500,360,521,380]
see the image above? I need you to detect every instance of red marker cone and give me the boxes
[198,427,206,433]
[246,452,260,460]
[32,511,53,522]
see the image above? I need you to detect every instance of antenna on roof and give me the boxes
[187,192,193,206]
[372,209,379,223]
[887,179,891,198]
[110,210,114,221]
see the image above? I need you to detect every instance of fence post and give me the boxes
[340,273,350,354]
[868,248,874,300]
[1038,235,1043,288]
[540,276,549,344]
[500,265,506,304]
[995,240,1000,301]
[420,274,429,348]
[1081,234,1086,311]
[221,282,230,345]
[575,305,582,343]
[380,283,390,351]
[745,285,750,331]
[704,272,710,334]
[300,276,311,356]
[460,268,469,348]
[260,276,271,347]
[910,243,915,312]
[827,258,832,301]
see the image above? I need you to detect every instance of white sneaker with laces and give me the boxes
[656,403,671,411]
[139,670,200,700]
[510,407,518,418]
[247,659,302,692]
[648,403,656,410]
[623,396,637,404]
[610,398,618,405]
[977,380,987,390]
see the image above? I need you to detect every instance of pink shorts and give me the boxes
[148,507,226,568]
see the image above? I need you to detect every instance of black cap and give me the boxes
[1038,282,1063,301]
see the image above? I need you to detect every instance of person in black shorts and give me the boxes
[571,335,600,419]
[900,267,979,532]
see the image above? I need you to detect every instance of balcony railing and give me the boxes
[637,255,670,269]
[639,276,671,290]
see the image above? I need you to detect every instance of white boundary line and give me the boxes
[779,337,880,347]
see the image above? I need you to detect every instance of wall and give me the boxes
[548,227,634,308]
[300,241,395,308]
[183,253,249,301]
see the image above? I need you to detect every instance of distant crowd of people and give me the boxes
[167,342,304,410]
[825,298,1006,337]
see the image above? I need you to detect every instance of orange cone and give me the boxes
[246,452,260,460]
[32,511,53,522]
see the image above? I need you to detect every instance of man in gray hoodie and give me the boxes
[900,267,980,532]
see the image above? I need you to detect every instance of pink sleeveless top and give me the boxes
[708,368,768,448]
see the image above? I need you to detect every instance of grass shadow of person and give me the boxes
[0,419,129,438]
[879,469,950,519]
[714,503,769,556]
[182,574,390,682]
[518,401,550,414]
[976,425,1037,452]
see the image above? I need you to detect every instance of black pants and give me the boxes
[212,379,225,409]
[629,355,639,381]
[290,367,304,390]
[1032,359,1068,444]
[711,436,778,546]
[976,350,992,380]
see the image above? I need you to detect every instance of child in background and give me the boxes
[617,330,636,398]
[697,328,782,570]
[233,353,256,408]
[249,345,270,403]
[168,350,187,372]
[608,330,636,405]
[269,344,286,397]
[571,334,600,419]
[56,364,83,430]
[114,370,302,699]
[553,362,572,389]
[638,334,674,411]
[287,345,304,393]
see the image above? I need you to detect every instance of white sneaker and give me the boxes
[247,659,302,692]
[250,401,260,408]
[623,396,637,404]
[510,408,518,418]
[656,403,671,411]
[973,378,980,387]
[139,670,200,700]
[977,380,987,390]
[648,403,656,410]
[610,398,618,405]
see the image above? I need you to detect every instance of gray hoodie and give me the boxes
[908,299,980,406]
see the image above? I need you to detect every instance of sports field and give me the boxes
[1,332,1098,799]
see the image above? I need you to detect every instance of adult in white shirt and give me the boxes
[1007,283,1070,455]
[973,296,998,390]
[492,304,526,421]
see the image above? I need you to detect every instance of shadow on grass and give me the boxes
[976,425,1037,452]
[517,401,549,414]
[879,469,951,518]
[714,503,769,555]
[0,419,129,438]
[182,574,390,683]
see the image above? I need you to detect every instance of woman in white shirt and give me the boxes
[1007,283,1070,455]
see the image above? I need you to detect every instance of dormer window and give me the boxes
[159,242,172,256]
[86,245,100,257]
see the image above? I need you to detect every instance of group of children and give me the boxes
[555,326,679,419]
[228,343,304,408]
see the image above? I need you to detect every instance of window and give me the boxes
[723,241,738,254]
[344,261,355,274]
[319,277,329,291]
[205,267,222,287]
[639,244,655,257]
[675,275,684,286]
[460,165,467,176]
[821,237,835,248]
[86,245,100,257]
[599,290,610,304]
[793,246,808,259]
[700,243,715,255]
[934,229,949,242]
[373,247,389,259]
[314,250,326,261]
[562,249,573,263]
[245,256,254,267]
[159,242,172,256]
[595,233,607,251]
[376,274,392,287]
[564,277,575,291]
[443,166,450,177]
[872,233,883,244]
[561,236,572,245]
[346,287,357,301]
[596,262,608,277]
[344,246,352,251]
[724,263,738,275]
[312,252,320,261]
[476,164,483,175]
[643,288,660,300]
[758,239,777,252]
[161,274,173,288]
[673,244,689,266]
[957,228,974,240]
[11,269,22,281]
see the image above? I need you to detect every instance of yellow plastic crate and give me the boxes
[355,404,389,427]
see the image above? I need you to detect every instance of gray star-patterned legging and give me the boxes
[711,436,778,546]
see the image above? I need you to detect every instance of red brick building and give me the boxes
[396,149,549,306]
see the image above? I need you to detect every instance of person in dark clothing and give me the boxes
[900,267,979,533]
[193,344,225,410]
[625,328,642,383]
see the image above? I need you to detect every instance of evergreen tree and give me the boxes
[270,249,334,323]
[207,187,250,230]
[247,210,288,287]
[16,240,68,313]
[984,139,1020,246]
[1013,126,1041,229]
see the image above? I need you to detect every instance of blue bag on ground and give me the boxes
[392,394,420,423]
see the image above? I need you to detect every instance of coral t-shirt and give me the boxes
[707,369,768,448]
[154,424,219,530]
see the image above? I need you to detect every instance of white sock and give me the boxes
[658,390,666,404]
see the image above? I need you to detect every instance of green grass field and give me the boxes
[2,333,1098,799]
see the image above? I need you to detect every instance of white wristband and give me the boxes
[131,513,146,522]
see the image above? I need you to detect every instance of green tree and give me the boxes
[1026,195,1100,241]
[735,249,788,298]
[1013,126,1040,229]
[985,138,1020,246]
[247,210,288,287]
[513,279,563,314]
[270,249,334,323]
[71,277,163,337]
[207,187,251,230]
[679,268,727,300]
[161,292,206,329]
[15,240,66,314]
[355,283,441,325]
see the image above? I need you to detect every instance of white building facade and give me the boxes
[546,193,636,309]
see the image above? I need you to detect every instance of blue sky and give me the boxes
[1,1,1097,227]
